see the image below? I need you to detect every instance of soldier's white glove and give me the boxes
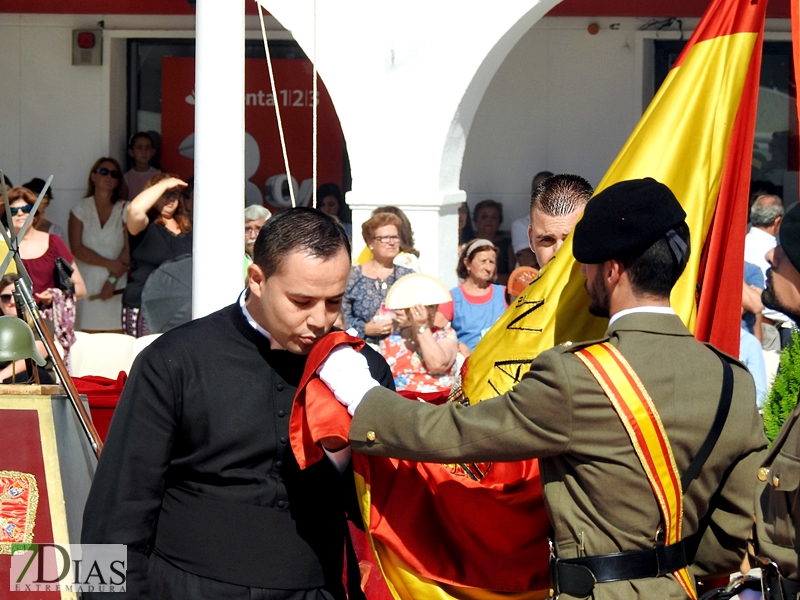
[317,345,379,415]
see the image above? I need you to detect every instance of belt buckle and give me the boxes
[754,554,786,600]
[548,539,560,600]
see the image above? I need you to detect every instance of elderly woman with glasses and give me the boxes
[68,157,130,332]
[342,212,413,345]
[123,173,193,337]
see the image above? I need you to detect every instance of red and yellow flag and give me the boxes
[362,1,767,598]
[465,0,766,402]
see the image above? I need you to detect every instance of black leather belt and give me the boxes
[549,541,687,597]
[778,578,800,600]
[761,559,800,600]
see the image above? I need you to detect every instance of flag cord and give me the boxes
[312,0,318,209]
[257,1,296,208]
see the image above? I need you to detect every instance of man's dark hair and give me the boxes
[473,199,503,225]
[620,221,690,297]
[531,174,593,217]
[253,207,351,278]
[531,171,554,192]
[22,178,53,201]
[128,131,154,149]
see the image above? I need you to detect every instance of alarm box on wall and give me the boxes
[72,29,102,66]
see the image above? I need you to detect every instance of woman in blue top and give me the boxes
[343,212,413,345]
[437,238,506,356]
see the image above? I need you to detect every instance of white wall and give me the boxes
[463,17,649,227]
[0,14,110,234]
[259,0,561,286]
[1,12,788,281]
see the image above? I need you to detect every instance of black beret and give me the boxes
[778,202,800,272]
[573,178,687,264]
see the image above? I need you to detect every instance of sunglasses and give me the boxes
[94,167,122,179]
[0,294,13,303]
[8,205,33,216]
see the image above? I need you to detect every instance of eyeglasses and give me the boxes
[94,167,121,179]
[0,294,14,304]
[245,226,262,235]
[9,205,33,216]
[373,235,401,244]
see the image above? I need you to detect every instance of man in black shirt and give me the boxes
[82,208,393,599]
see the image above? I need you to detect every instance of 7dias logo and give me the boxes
[10,544,126,593]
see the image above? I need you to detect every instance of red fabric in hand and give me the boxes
[289,333,551,593]
[289,331,364,470]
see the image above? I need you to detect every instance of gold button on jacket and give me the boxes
[756,400,800,580]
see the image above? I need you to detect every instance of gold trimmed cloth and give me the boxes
[0,471,38,554]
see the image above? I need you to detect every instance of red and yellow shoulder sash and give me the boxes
[574,342,696,599]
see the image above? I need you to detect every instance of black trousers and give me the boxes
[148,552,338,600]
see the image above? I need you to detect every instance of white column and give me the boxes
[193,0,245,318]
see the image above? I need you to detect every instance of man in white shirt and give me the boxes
[744,194,790,349]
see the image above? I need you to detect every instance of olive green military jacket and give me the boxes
[755,395,800,579]
[350,313,768,599]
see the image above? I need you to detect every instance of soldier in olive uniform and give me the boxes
[318,178,768,599]
[752,203,800,600]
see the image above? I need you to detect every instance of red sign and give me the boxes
[161,57,344,212]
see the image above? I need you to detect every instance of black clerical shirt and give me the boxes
[81,302,393,598]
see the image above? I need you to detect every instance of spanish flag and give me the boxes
[294,1,769,598]
[465,0,765,401]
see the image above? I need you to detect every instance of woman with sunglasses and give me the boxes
[342,212,413,346]
[123,173,192,337]
[3,187,86,365]
[68,157,130,333]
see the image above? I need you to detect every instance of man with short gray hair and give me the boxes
[745,194,790,348]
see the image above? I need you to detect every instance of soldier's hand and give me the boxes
[317,345,379,415]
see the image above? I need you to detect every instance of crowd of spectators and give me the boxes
[2,152,789,400]
[0,135,185,365]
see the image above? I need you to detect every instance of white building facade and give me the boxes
[0,3,792,305]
